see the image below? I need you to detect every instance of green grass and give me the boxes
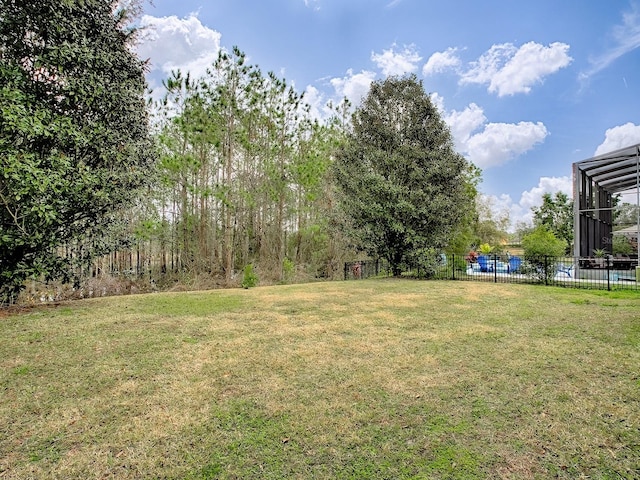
[1,280,639,479]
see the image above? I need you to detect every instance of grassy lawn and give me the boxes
[1,280,639,479]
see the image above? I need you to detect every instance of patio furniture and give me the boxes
[477,255,491,272]
[612,256,636,270]
[579,257,603,269]
[508,256,522,273]
[556,263,574,278]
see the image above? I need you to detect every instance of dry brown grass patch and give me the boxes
[1,280,638,479]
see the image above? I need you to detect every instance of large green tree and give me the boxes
[532,192,573,254]
[0,0,154,304]
[333,75,476,275]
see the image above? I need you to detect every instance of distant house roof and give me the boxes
[574,143,640,193]
[613,225,639,236]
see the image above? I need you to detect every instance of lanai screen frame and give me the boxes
[572,143,640,258]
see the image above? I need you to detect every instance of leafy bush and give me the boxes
[241,264,258,289]
[405,248,441,279]
[521,227,565,259]
[282,258,295,283]
[521,227,565,283]
[612,236,634,255]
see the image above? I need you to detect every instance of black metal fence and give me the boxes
[345,254,640,291]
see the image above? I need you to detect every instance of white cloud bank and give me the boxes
[137,14,222,82]
[517,176,573,214]
[465,121,549,168]
[438,101,548,169]
[594,122,640,155]
[371,44,422,77]
[329,69,377,105]
[423,47,461,76]
[460,41,572,96]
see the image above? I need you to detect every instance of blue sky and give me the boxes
[136,0,640,227]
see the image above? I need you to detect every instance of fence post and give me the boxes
[452,254,455,280]
[493,254,498,283]
[606,256,611,291]
[344,262,348,281]
[544,256,548,286]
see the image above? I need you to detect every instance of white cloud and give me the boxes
[439,100,548,169]
[491,42,572,96]
[582,4,640,79]
[443,103,486,152]
[460,44,516,88]
[137,14,222,82]
[422,47,461,76]
[460,42,572,96]
[330,69,377,105]
[371,44,422,77]
[594,122,640,155]
[518,176,572,213]
[465,122,549,168]
[491,176,573,229]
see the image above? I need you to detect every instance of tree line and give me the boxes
[11,1,619,305]
[141,48,347,285]
[95,58,481,288]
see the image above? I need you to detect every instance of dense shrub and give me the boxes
[521,227,565,259]
[521,227,565,283]
[241,264,258,289]
[612,235,634,255]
